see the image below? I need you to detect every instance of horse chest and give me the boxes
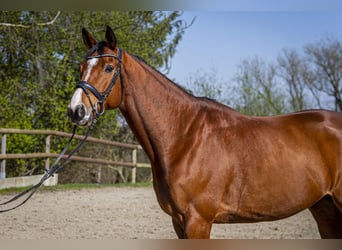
[153,183,177,216]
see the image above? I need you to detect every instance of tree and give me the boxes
[277,49,309,111]
[0,11,189,177]
[184,37,342,118]
[233,57,287,116]
[305,37,342,112]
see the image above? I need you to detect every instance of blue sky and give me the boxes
[184,0,342,11]
[167,11,342,86]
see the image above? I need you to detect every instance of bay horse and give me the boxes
[67,26,342,239]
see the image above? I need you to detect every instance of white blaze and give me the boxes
[69,58,99,111]
[69,88,83,111]
[84,58,99,82]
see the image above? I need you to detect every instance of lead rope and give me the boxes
[0,117,98,213]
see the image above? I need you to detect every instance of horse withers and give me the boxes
[68,26,342,239]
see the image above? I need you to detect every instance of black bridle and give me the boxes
[76,48,124,116]
[0,49,124,213]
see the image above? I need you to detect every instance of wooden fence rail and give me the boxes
[0,128,150,184]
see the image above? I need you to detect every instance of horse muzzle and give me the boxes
[67,103,92,126]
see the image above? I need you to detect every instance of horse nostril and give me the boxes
[68,104,86,122]
[67,107,73,118]
[75,104,86,121]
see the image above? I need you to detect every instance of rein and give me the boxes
[0,49,124,213]
[0,125,85,213]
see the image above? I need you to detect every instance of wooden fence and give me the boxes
[0,128,150,185]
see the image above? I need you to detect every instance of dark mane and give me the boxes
[130,53,230,108]
[86,44,223,106]
[130,54,194,96]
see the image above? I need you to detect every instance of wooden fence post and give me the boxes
[131,147,137,184]
[45,135,51,170]
[1,133,6,179]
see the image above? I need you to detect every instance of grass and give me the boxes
[0,182,152,194]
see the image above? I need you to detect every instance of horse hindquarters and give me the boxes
[309,195,342,238]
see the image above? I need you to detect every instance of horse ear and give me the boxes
[105,25,117,50]
[82,28,97,50]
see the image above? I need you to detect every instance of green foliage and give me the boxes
[0,11,188,176]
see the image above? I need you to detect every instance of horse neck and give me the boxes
[119,53,199,164]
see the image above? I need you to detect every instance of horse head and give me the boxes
[68,26,124,126]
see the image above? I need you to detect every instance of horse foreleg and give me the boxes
[183,210,212,239]
[309,195,342,239]
[172,217,185,239]
[171,214,212,239]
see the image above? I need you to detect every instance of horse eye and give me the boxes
[104,65,114,73]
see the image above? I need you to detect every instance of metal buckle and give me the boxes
[95,100,105,116]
